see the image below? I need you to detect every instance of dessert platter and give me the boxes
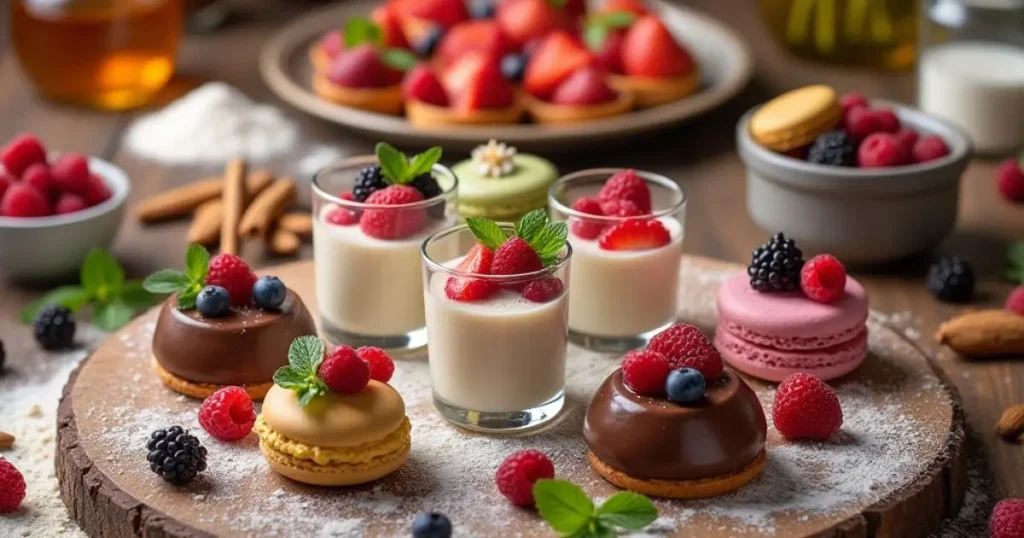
[259,0,752,150]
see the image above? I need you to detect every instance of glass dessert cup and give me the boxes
[421,224,572,433]
[549,168,687,352]
[312,155,458,352]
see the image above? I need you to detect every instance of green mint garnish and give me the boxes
[272,335,329,408]
[583,11,637,50]
[1007,241,1024,282]
[466,209,567,267]
[376,143,443,186]
[465,218,509,251]
[19,248,157,331]
[380,48,418,71]
[142,244,210,310]
[341,19,416,72]
[533,479,658,537]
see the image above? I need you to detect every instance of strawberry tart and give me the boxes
[714,234,869,382]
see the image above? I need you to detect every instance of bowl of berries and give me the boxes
[0,134,129,281]
[736,85,972,265]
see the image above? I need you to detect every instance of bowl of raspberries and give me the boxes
[0,133,129,281]
[737,85,972,265]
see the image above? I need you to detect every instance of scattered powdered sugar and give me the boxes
[124,83,299,166]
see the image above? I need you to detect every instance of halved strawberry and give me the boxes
[524,31,592,99]
[436,20,509,67]
[371,5,411,49]
[445,243,498,302]
[443,52,489,95]
[496,0,565,48]
[458,243,495,273]
[622,16,694,78]
[445,54,514,111]
[550,67,617,105]
[328,44,403,88]
[400,0,469,28]
[600,0,649,16]
[403,64,450,106]
[598,219,670,251]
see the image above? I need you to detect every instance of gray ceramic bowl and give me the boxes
[737,100,972,265]
[0,157,129,281]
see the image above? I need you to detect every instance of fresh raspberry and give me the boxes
[54,193,87,215]
[911,135,949,163]
[621,349,670,395]
[0,459,26,513]
[198,386,257,442]
[359,185,427,239]
[858,133,906,168]
[357,346,395,383]
[491,236,543,276]
[597,169,651,213]
[598,219,670,251]
[318,346,370,393]
[873,107,900,133]
[647,324,724,380]
[844,107,882,142]
[0,171,12,202]
[50,153,91,195]
[800,254,847,303]
[772,372,843,440]
[205,253,257,306]
[600,198,643,217]
[568,196,606,240]
[82,174,112,206]
[1,183,51,217]
[838,92,868,113]
[495,450,555,506]
[1005,286,1024,316]
[22,163,56,198]
[894,128,919,155]
[522,277,564,302]
[997,159,1024,202]
[1,133,47,178]
[326,206,359,225]
[989,498,1024,538]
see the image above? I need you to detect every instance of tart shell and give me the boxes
[522,90,635,124]
[405,98,525,127]
[312,73,404,115]
[608,67,701,108]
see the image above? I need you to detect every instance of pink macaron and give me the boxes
[714,272,869,382]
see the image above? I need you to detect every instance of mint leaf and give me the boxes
[1008,242,1024,268]
[273,366,309,390]
[531,221,568,266]
[599,11,636,27]
[408,146,443,177]
[81,248,125,300]
[596,492,658,530]
[143,270,190,294]
[381,48,418,72]
[515,209,548,244]
[583,23,608,50]
[297,380,328,408]
[119,281,156,311]
[466,217,508,251]
[185,244,210,282]
[19,286,92,323]
[376,142,410,185]
[344,17,383,48]
[93,301,136,331]
[534,479,594,535]
[176,288,199,310]
[288,335,326,375]
[566,524,615,538]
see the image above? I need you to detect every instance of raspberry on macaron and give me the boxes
[357,346,395,383]
[772,372,843,440]
[800,254,847,303]
[318,345,370,393]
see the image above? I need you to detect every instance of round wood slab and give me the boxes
[258,0,752,152]
[57,256,965,537]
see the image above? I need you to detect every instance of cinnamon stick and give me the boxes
[135,170,274,224]
[187,199,223,246]
[267,227,301,256]
[220,159,247,255]
[276,212,313,239]
[239,178,297,239]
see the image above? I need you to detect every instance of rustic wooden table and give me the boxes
[0,0,1020,515]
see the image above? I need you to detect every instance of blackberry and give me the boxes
[412,173,446,218]
[33,305,76,350]
[926,256,975,303]
[146,426,208,486]
[747,232,805,292]
[807,130,856,167]
[353,165,387,202]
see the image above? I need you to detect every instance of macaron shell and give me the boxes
[452,153,557,220]
[749,84,842,151]
[715,325,867,382]
[261,382,406,448]
[259,435,410,486]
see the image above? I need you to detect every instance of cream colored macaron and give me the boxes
[749,85,842,152]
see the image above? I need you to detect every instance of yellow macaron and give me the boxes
[749,85,843,152]
[254,382,411,486]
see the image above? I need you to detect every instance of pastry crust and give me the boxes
[588,449,767,499]
[312,73,404,115]
[309,44,332,75]
[405,98,525,127]
[522,91,635,124]
[151,356,272,400]
[608,67,701,108]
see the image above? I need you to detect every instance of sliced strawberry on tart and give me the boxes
[310,29,345,74]
[435,19,510,68]
[496,0,566,49]
[405,52,523,126]
[611,15,700,107]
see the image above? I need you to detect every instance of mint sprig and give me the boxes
[19,248,157,331]
[142,244,210,310]
[534,479,658,537]
[343,18,416,71]
[376,143,443,186]
[466,209,567,267]
[583,11,637,51]
[272,335,329,408]
[1007,241,1024,282]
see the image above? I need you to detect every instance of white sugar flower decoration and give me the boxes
[471,140,517,178]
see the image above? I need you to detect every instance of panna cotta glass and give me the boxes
[312,155,458,351]
[549,168,686,352]
[421,224,571,432]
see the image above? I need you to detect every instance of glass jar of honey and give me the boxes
[11,0,183,111]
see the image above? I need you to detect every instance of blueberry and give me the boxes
[252,276,287,311]
[196,286,230,318]
[665,368,706,404]
[500,54,527,82]
[469,0,495,19]
[414,26,445,57]
[412,512,452,538]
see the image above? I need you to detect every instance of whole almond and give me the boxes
[0,431,14,450]
[996,404,1024,440]
[934,309,1024,357]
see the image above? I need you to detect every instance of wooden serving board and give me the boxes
[57,256,965,537]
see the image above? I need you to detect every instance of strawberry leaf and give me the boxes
[344,17,383,48]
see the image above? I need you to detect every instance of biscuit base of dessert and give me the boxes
[406,98,525,127]
[151,356,274,400]
[312,73,404,115]
[609,67,701,108]
[522,91,635,124]
[309,46,331,74]
[588,449,767,499]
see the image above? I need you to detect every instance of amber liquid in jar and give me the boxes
[12,0,183,111]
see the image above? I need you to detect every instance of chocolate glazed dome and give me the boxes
[584,369,767,481]
[152,290,317,386]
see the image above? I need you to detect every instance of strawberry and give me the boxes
[600,0,649,16]
[403,64,450,106]
[590,29,626,74]
[443,52,489,95]
[436,20,509,68]
[458,243,495,274]
[564,0,586,18]
[491,236,543,276]
[371,4,411,49]
[496,0,565,49]
[524,31,593,99]
[597,169,651,212]
[445,243,499,302]
[328,44,403,88]
[598,219,670,251]
[359,185,428,239]
[551,67,618,105]
[402,0,469,28]
[453,58,514,112]
[622,16,694,78]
